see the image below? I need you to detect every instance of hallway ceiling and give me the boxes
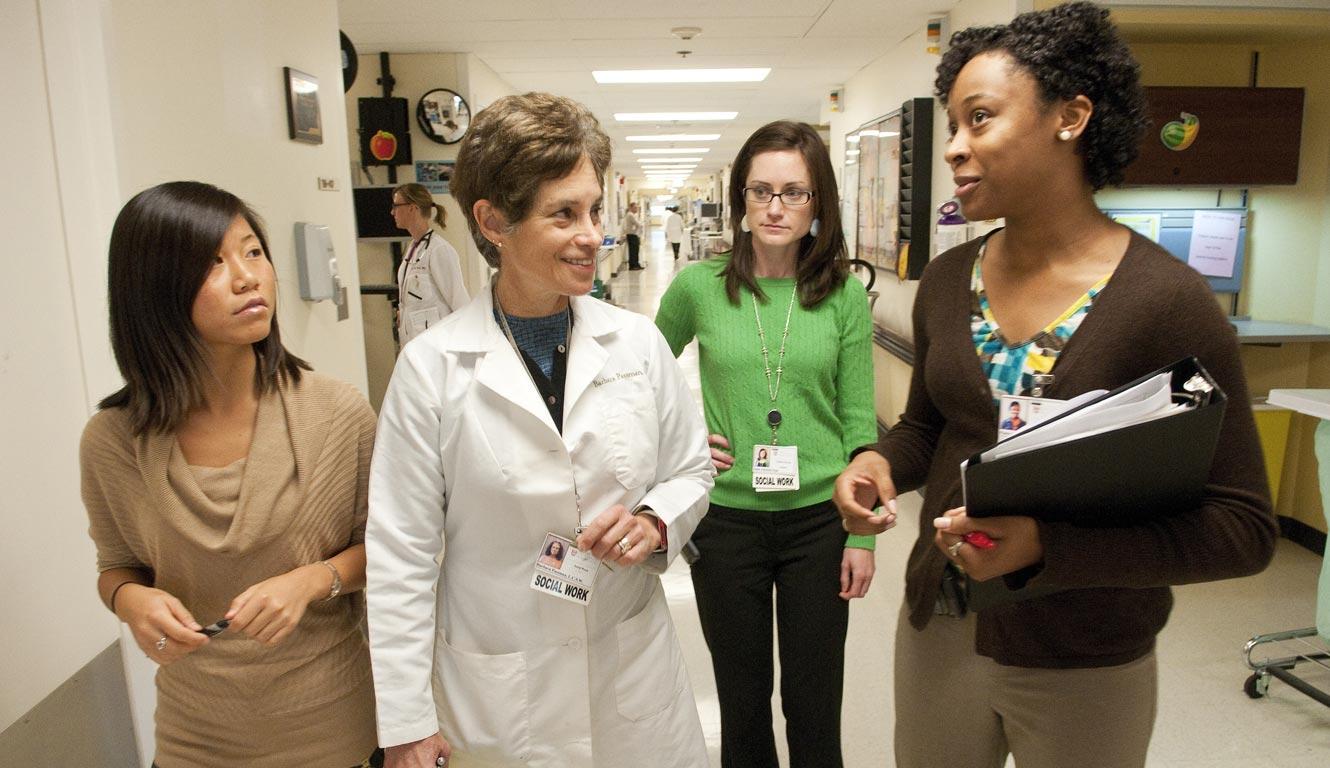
[338,0,959,185]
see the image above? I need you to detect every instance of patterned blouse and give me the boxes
[971,242,1110,402]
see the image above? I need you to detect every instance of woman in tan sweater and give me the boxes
[81,181,378,767]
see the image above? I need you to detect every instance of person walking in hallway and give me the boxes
[666,206,685,260]
[81,181,378,768]
[834,5,1276,767]
[623,200,644,270]
[656,120,878,768]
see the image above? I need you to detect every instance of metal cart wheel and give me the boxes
[1244,672,1269,699]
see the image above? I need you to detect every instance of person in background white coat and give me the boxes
[366,92,713,768]
[392,182,469,348]
[665,206,685,260]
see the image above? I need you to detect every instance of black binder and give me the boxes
[963,357,1227,609]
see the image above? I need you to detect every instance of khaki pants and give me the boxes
[893,602,1157,768]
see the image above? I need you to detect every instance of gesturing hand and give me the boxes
[833,450,898,536]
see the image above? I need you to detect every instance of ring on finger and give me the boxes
[155,635,168,651]
[616,536,632,556]
[947,540,964,558]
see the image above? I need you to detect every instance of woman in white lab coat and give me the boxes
[392,182,469,347]
[665,206,685,260]
[366,92,713,768]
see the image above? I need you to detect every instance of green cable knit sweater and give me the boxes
[655,257,878,549]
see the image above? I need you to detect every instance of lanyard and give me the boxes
[491,282,583,531]
[753,286,797,444]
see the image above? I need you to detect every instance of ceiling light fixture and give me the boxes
[614,112,737,122]
[636,157,704,163]
[626,134,720,142]
[633,147,710,154]
[594,68,769,84]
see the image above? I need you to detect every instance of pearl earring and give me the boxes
[1058,129,1073,141]
[740,215,751,233]
[809,218,820,237]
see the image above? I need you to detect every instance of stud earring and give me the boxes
[740,215,751,233]
[1058,129,1073,141]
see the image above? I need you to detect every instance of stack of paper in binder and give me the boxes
[962,357,1226,608]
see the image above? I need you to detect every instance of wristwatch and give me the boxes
[633,506,668,553]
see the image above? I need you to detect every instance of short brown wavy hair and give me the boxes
[452,93,612,267]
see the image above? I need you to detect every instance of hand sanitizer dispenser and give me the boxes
[294,222,340,302]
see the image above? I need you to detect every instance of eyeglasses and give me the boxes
[390,201,413,213]
[743,187,814,206]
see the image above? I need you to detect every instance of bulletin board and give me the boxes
[846,111,903,271]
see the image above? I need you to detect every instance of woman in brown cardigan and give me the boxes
[81,182,378,767]
[834,4,1276,768]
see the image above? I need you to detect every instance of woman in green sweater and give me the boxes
[656,120,880,768]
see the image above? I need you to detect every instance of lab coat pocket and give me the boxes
[607,398,660,490]
[434,638,533,762]
[613,602,684,722]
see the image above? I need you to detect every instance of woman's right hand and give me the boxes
[114,584,208,665]
[708,433,734,472]
[833,450,899,536]
[384,733,453,768]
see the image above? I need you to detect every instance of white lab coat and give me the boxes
[665,212,685,244]
[397,228,470,346]
[366,285,713,768]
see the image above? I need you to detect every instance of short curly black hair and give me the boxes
[934,1,1148,190]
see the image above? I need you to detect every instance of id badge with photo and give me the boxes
[529,533,598,606]
[752,444,799,492]
[996,394,1070,440]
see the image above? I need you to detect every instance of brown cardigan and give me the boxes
[874,232,1277,668]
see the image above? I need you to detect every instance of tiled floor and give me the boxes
[607,232,1330,767]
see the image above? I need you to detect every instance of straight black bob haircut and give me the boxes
[934,1,1148,191]
[724,120,848,308]
[100,181,308,435]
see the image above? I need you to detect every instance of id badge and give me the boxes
[530,533,597,606]
[752,444,799,492]
[997,394,1069,440]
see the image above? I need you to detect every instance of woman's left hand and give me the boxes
[225,565,326,645]
[933,507,1043,582]
[576,504,660,568]
[839,547,875,600]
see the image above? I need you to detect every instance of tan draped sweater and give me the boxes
[81,371,378,767]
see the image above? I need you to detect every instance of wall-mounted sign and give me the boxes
[1160,111,1199,152]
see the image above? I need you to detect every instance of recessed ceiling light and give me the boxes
[594,68,770,84]
[636,157,704,164]
[615,112,737,122]
[627,134,720,142]
[846,150,860,156]
[633,148,710,154]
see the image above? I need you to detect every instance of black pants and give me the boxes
[627,234,641,267]
[671,241,681,259]
[690,501,849,768]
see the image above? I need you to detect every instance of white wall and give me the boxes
[0,0,124,732]
[106,0,368,392]
[830,0,1021,341]
[345,51,517,409]
[2,0,367,761]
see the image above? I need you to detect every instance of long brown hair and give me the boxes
[99,181,308,435]
[723,120,847,308]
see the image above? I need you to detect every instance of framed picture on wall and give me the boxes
[283,67,322,144]
[414,160,455,196]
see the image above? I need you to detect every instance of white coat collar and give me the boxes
[443,279,626,433]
